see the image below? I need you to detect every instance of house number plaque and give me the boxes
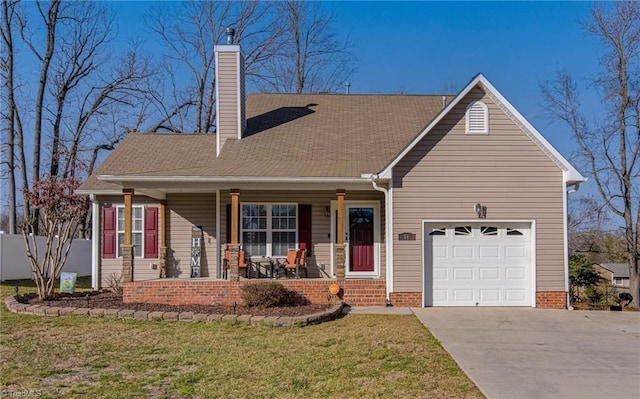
[190,226,203,278]
[398,232,416,241]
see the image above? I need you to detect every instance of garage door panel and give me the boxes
[505,267,525,280]
[433,268,448,280]
[453,246,473,258]
[433,246,448,258]
[425,223,532,307]
[453,267,473,280]
[505,246,526,258]
[479,246,499,258]
[479,289,500,302]
[453,289,474,302]
[479,267,499,280]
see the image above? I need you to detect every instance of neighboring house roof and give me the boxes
[599,263,630,279]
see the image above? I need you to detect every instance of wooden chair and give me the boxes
[294,248,307,278]
[278,249,301,278]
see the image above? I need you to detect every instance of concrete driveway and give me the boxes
[412,308,640,399]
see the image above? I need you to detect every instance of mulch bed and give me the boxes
[18,291,332,317]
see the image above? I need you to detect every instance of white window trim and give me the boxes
[116,205,144,258]
[465,100,489,135]
[240,202,298,258]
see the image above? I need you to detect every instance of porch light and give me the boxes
[324,206,331,217]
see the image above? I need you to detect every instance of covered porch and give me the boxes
[97,179,391,306]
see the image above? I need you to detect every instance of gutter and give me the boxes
[98,175,371,184]
[366,173,392,304]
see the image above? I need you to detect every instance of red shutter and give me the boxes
[298,204,312,257]
[102,207,116,258]
[144,207,158,258]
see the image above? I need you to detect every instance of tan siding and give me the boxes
[166,193,217,278]
[220,190,385,278]
[97,195,161,287]
[217,51,239,148]
[392,86,565,293]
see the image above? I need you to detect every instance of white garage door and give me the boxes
[424,222,533,307]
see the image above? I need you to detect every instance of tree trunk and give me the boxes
[2,0,17,234]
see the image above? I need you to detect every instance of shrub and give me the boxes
[241,282,290,308]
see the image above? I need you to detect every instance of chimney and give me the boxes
[214,27,246,156]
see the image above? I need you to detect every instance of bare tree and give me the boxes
[147,1,283,134]
[256,1,354,94]
[2,1,154,238]
[1,0,18,233]
[541,1,640,305]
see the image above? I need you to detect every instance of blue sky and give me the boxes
[115,1,599,165]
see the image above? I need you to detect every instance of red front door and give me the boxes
[348,207,374,272]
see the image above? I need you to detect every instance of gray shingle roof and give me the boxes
[601,263,630,278]
[79,93,453,191]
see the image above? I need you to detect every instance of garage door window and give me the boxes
[506,228,524,236]
[454,226,472,236]
[429,227,446,236]
[481,226,498,236]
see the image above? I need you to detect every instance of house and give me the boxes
[77,33,585,309]
[593,263,630,289]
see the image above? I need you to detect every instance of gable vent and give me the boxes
[466,101,489,134]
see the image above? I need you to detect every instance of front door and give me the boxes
[346,206,375,273]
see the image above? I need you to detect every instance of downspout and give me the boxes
[564,180,581,310]
[370,175,392,304]
[90,195,100,290]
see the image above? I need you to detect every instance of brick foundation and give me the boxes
[123,279,387,307]
[389,292,422,307]
[536,291,567,309]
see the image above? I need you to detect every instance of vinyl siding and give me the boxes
[98,195,161,287]
[392,86,565,293]
[166,193,217,278]
[217,51,239,148]
[220,190,385,278]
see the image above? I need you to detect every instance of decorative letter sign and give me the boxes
[190,226,203,278]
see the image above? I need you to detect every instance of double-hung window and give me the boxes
[117,206,143,257]
[241,203,297,257]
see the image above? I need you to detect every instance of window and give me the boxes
[241,203,297,257]
[429,227,446,236]
[506,228,524,236]
[481,226,498,236]
[466,101,489,134]
[614,278,622,286]
[454,226,472,236]
[117,206,143,257]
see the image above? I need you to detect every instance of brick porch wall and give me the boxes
[123,279,387,307]
[536,291,567,309]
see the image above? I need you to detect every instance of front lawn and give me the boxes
[0,280,483,399]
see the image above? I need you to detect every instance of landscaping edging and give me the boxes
[3,296,344,327]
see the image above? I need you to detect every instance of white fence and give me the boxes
[0,233,91,281]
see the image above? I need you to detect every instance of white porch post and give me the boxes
[90,195,100,290]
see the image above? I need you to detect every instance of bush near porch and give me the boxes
[0,279,483,398]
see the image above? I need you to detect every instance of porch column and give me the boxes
[159,200,168,278]
[228,189,241,281]
[122,188,134,282]
[335,189,346,281]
